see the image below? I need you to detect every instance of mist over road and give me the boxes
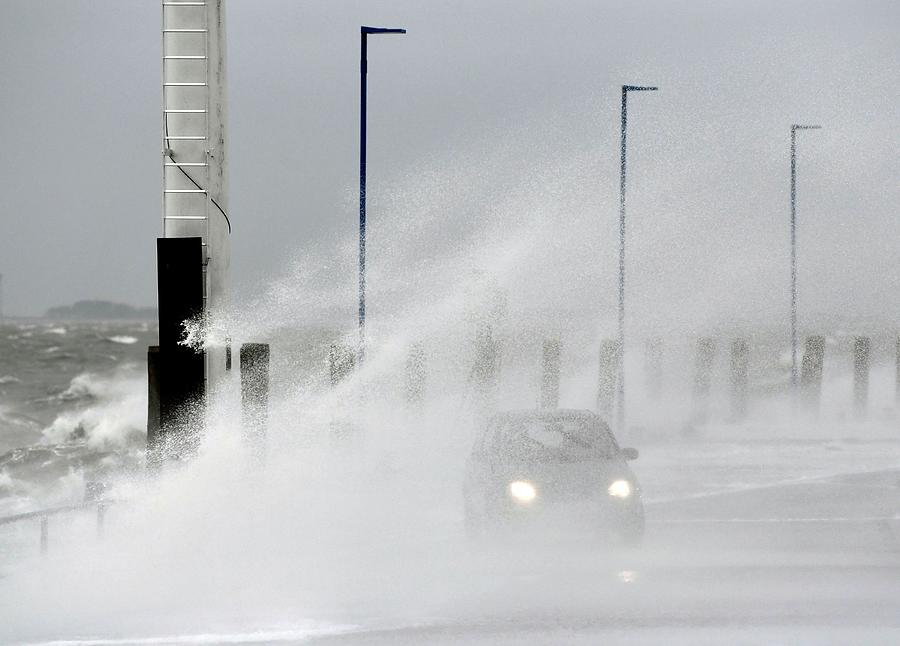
[304,467,900,646]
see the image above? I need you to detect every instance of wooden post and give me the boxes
[692,337,716,424]
[540,339,561,410]
[800,335,825,414]
[240,343,270,461]
[597,340,619,419]
[729,339,749,421]
[853,336,870,419]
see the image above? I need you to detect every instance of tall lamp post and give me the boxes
[790,123,821,393]
[359,25,406,364]
[616,84,657,434]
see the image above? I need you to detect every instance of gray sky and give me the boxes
[0,0,898,322]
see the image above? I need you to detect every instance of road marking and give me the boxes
[653,516,900,524]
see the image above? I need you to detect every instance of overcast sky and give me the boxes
[0,0,898,323]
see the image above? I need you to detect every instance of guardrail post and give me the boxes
[540,338,561,410]
[39,515,48,556]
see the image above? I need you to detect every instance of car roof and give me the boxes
[487,409,610,425]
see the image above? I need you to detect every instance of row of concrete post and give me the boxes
[155,329,886,460]
[469,330,888,422]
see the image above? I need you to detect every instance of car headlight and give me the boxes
[508,480,537,504]
[608,479,632,498]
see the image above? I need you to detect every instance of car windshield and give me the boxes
[486,416,618,463]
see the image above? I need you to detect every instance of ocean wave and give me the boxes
[43,326,67,336]
[57,374,96,402]
[107,335,139,345]
[0,376,21,385]
[43,369,147,449]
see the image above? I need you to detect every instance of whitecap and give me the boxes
[0,376,21,385]
[107,335,139,345]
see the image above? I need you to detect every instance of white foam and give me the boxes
[42,369,146,448]
[107,336,138,345]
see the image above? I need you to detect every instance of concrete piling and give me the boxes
[472,323,500,413]
[329,343,355,386]
[800,335,825,414]
[405,343,427,407]
[540,339,561,410]
[692,337,716,423]
[853,336,870,418]
[146,346,162,470]
[240,343,270,460]
[896,337,900,405]
[473,324,498,387]
[730,338,749,421]
[597,340,619,419]
[644,338,663,401]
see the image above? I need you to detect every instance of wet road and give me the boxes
[306,468,900,645]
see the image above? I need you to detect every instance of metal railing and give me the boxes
[0,499,116,557]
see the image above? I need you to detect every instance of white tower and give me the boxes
[162,0,230,389]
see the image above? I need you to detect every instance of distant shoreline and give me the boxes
[41,300,157,322]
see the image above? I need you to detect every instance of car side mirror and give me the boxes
[621,447,639,461]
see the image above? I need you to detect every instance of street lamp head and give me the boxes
[791,124,822,131]
[623,85,658,92]
[362,26,407,35]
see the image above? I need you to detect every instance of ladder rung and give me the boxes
[166,136,207,140]
[165,162,209,167]
[164,83,208,87]
[163,29,208,33]
[164,109,208,113]
[165,215,207,220]
[164,56,208,60]
[165,189,207,193]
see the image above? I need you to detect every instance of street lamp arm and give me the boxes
[623,85,658,92]
[362,26,407,35]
